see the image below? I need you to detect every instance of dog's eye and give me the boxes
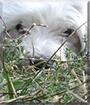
[16,24,23,30]
[16,24,27,34]
[64,28,74,36]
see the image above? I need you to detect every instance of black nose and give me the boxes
[29,57,53,69]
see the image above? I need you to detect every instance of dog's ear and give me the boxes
[71,3,86,13]
[66,3,87,55]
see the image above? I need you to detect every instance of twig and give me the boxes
[10,78,17,97]
[71,69,87,93]
[67,90,87,102]
[25,60,45,72]
[0,16,14,40]
[0,95,31,104]
[0,16,7,29]
[25,23,48,35]
[52,56,88,63]
[0,16,24,59]
[83,70,87,92]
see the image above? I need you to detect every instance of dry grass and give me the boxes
[0,17,89,104]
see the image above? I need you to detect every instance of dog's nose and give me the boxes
[29,57,53,69]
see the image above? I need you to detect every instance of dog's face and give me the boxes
[2,2,87,67]
[18,3,87,61]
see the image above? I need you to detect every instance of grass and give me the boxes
[0,21,89,103]
[0,47,88,103]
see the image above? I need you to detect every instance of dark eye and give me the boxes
[64,28,74,35]
[16,24,27,34]
[16,24,23,30]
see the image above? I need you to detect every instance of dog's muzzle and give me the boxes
[22,57,53,70]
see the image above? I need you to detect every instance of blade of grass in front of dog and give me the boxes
[1,48,14,99]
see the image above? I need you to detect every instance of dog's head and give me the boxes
[5,2,87,68]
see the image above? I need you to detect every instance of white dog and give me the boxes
[0,1,87,67]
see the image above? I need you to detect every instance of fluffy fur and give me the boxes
[0,1,87,63]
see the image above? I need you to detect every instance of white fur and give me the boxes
[0,1,87,61]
